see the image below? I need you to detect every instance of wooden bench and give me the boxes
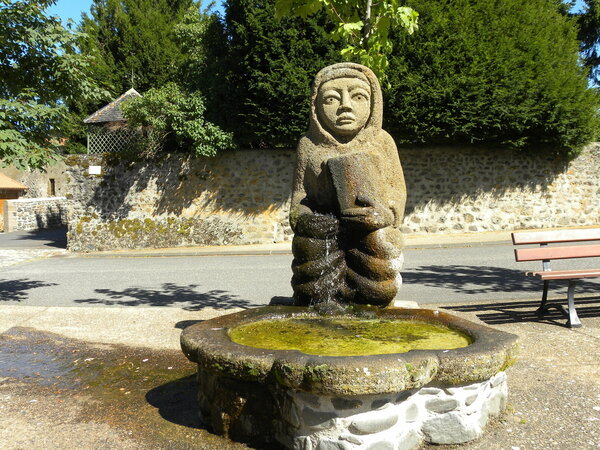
[512,228,600,328]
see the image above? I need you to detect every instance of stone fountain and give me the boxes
[181,63,518,449]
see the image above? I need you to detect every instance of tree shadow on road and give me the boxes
[403,265,600,295]
[440,296,600,328]
[0,278,57,302]
[73,282,254,310]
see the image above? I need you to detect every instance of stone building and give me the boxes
[0,173,28,231]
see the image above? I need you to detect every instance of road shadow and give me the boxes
[73,282,254,311]
[0,278,58,302]
[403,265,600,295]
[441,296,600,327]
[145,374,202,430]
[13,227,67,249]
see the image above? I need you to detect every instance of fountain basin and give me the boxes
[181,306,518,449]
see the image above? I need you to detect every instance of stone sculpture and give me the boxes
[290,62,407,307]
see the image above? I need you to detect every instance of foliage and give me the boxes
[0,0,109,170]
[173,5,221,91]
[570,0,600,84]
[198,0,342,148]
[383,0,599,156]
[275,0,418,78]
[120,83,233,157]
[78,0,195,96]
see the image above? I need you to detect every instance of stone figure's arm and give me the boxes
[341,196,394,231]
[290,140,339,238]
[289,143,313,232]
[333,146,394,231]
[382,132,407,228]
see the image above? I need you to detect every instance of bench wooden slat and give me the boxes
[513,227,600,328]
[512,228,600,245]
[525,269,600,280]
[514,244,600,262]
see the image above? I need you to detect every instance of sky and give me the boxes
[46,0,225,24]
[47,0,93,24]
[44,0,591,24]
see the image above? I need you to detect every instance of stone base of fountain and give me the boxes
[197,367,507,449]
[181,306,518,449]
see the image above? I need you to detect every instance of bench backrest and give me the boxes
[512,228,600,263]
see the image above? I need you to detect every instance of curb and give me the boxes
[77,232,513,258]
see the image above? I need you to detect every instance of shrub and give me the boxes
[121,83,233,158]
[200,0,341,148]
[383,0,599,156]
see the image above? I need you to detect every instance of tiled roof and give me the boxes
[84,88,142,124]
[0,173,28,191]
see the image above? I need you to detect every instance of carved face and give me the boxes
[317,77,371,138]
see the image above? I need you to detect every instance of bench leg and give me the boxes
[536,280,550,314]
[566,280,582,328]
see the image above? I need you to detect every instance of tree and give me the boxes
[571,0,600,84]
[200,0,342,148]
[121,82,233,157]
[383,0,599,156]
[275,0,418,78]
[172,4,225,93]
[0,0,109,170]
[78,0,195,96]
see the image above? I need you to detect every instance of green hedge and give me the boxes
[383,0,599,156]
[201,0,341,148]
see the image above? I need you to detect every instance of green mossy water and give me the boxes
[229,317,472,356]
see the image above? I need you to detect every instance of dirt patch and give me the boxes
[0,327,247,449]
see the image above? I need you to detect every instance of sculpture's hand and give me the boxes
[294,212,339,239]
[341,195,393,231]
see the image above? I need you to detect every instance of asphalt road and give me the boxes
[0,228,67,249]
[2,242,598,309]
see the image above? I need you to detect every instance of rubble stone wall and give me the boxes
[64,152,294,252]
[3,197,68,232]
[65,145,600,252]
[400,145,600,233]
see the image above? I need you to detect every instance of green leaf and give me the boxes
[341,21,363,32]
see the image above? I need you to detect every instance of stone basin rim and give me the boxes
[180,306,519,396]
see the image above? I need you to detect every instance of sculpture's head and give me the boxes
[309,63,383,144]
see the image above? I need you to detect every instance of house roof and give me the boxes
[0,173,28,191]
[84,88,142,124]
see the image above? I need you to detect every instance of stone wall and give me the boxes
[3,197,68,232]
[65,152,294,251]
[65,145,600,252]
[400,145,600,233]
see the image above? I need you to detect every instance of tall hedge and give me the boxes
[384,0,599,156]
[79,0,194,96]
[202,0,340,148]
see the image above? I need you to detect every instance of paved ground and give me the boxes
[1,300,599,449]
[0,228,68,269]
[1,228,599,449]
[0,227,67,249]
[1,228,598,309]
